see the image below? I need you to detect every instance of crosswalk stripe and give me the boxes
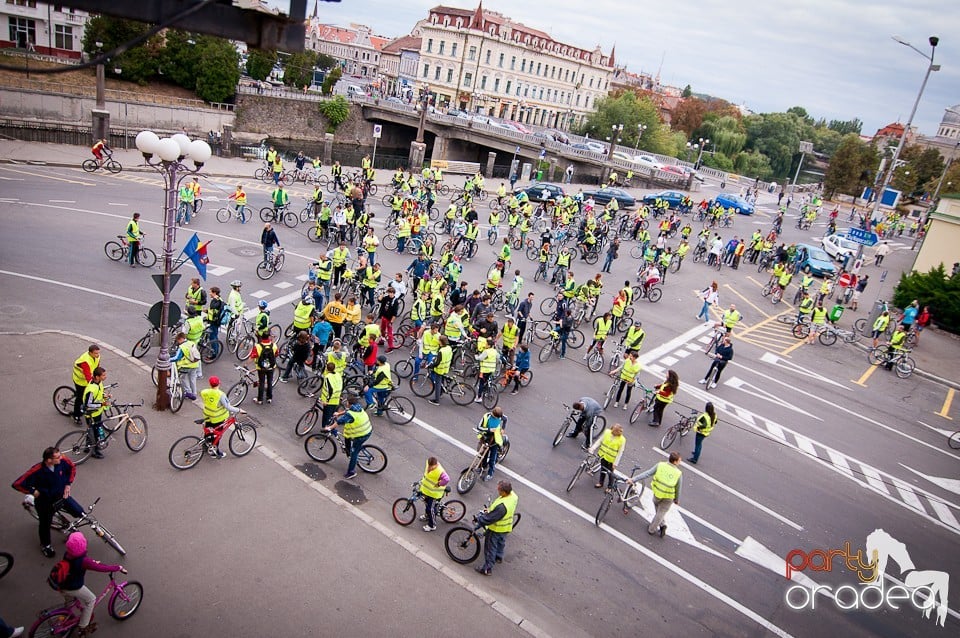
[826,449,855,479]
[892,479,926,513]
[860,465,889,494]
[929,499,960,529]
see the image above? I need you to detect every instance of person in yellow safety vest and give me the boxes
[444,305,466,345]
[171,330,201,401]
[770,261,786,286]
[807,302,829,345]
[474,479,518,575]
[721,304,741,333]
[177,182,195,225]
[476,406,506,481]
[71,344,101,423]
[429,336,453,405]
[358,314,381,350]
[796,292,815,325]
[228,184,248,223]
[81,366,109,459]
[500,317,519,360]
[429,289,446,319]
[485,268,501,295]
[776,269,793,295]
[185,278,206,315]
[200,376,241,458]
[324,393,372,479]
[799,270,814,293]
[361,263,381,308]
[588,423,626,489]
[871,310,891,348]
[622,320,645,354]
[418,456,451,531]
[688,402,717,464]
[364,354,394,414]
[676,239,690,262]
[314,255,333,299]
[265,146,277,165]
[585,311,613,360]
[271,154,284,185]
[271,184,289,212]
[188,177,201,215]
[884,326,908,370]
[816,278,832,305]
[562,271,577,299]
[475,338,499,402]
[463,221,480,260]
[609,350,642,409]
[629,451,682,538]
[293,297,315,332]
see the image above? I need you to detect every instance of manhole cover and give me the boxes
[296,462,326,481]
[230,246,262,258]
[334,481,367,505]
[0,305,25,315]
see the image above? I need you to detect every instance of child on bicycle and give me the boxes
[477,407,506,481]
[199,376,242,458]
[509,344,530,395]
[58,532,127,637]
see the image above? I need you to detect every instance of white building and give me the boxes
[412,3,615,129]
[1,1,89,59]
[305,20,390,84]
[379,35,421,99]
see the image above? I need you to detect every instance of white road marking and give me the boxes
[735,536,821,590]
[0,270,151,307]
[794,434,817,457]
[49,199,76,203]
[891,478,925,512]
[929,500,960,530]
[0,176,25,181]
[295,274,309,281]
[757,352,848,389]
[660,355,679,365]
[205,264,235,277]
[917,420,957,439]
[826,449,854,479]
[725,376,821,420]
[241,289,306,319]
[899,464,960,496]
[107,202,128,206]
[637,323,714,367]
[249,289,271,299]
[274,281,294,290]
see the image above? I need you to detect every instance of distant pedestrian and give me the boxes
[874,241,890,266]
[509,170,518,190]
[602,237,620,273]
[849,274,868,311]
[628,452,682,538]
[699,335,733,389]
[125,213,141,267]
[564,164,574,184]
[696,281,719,323]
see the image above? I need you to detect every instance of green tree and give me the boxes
[701,151,735,172]
[743,112,807,178]
[681,84,692,98]
[812,127,843,159]
[892,145,945,196]
[828,118,863,135]
[158,29,201,89]
[321,66,342,95]
[195,38,240,103]
[315,53,337,70]
[894,265,960,334]
[578,92,665,152]
[246,49,277,81]
[82,15,161,85]
[822,134,878,198]
[734,150,773,180]
[282,50,318,88]
[925,161,960,197]
[697,114,746,158]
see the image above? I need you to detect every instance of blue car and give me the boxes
[641,190,685,209]
[795,243,838,277]
[714,193,755,215]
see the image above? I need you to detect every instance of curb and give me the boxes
[849,338,959,391]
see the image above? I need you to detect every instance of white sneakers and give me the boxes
[698,379,706,384]
[709,382,717,389]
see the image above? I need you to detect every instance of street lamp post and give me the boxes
[135,131,211,411]
[634,124,647,151]
[92,41,110,143]
[415,84,430,143]
[694,137,709,169]
[605,123,624,182]
[868,35,940,230]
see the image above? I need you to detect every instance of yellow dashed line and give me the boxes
[937,388,955,420]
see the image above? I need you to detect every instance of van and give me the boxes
[346,85,367,98]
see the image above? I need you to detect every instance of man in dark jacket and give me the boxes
[700,335,733,389]
[376,288,400,351]
[12,447,84,557]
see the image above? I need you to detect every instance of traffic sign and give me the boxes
[846,228,878,247]
[147,301,181,330]
[372,124,382,139]
[152,273,181,294]
[837,272,853,288]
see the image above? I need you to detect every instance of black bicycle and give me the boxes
[444,506,521,565]
[391,482,466,526]
[22,496,126,555]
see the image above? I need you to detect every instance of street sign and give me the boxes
[846,228,878,247]
[152,273,181,294]
[147,301,181,330]
[838,272,853,288]
[799,141,814,154]
[372,124,382,139]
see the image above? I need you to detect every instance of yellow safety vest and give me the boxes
[320,371,343,405]
[501,324,518,349]
[332,247,349,266]
[812,307,828,325]
[72,352,100,386]
[593,317,612,340]
[486,491,519,533]
[873,315,889,332]
[372,362,393,390]
[696,412,715,436]
[420,462,447,499]
[82,381,106,418]
[326,350,348,375]
[597,429,625,464]
[316,260,333,281]
[293,302,313,329]
[651,462,681,500]
[799,298,814,314]
[185,316,205,344]
[186,286,204,311]
[342,407,372,439]
[619,358,642,383]
[722,310,741,329]
[176,341,200,370]
[444,315,463,340]
[422,330,440,355]
[433,346,452,375]
[359,323,380,347]
[201,388,228,423]
[363,267,381,289]
[478,348,497,374]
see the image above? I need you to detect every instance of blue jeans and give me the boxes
[559,332,569,358]
[431,371,444,403]
[697,300,711,321]
[691,432,706,462]
[177,202,191,225]
[237,204,246,223]
[484,443,500,478]
[364,388,390,411]
[602,252,614,272]
[364,286,376,309]
[344,432,370,475]
[263,245,273,264]
[481,530,507,571]
[414,353,433,377]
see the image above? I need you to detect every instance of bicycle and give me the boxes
[409,373,476,405]
[494,367,533,393]
[130,315,183,359]
[22,496,126,555]
[259,204,299,228]
[224,365,280,407]
[792,322,859,345]
[56,401,148,464]
[595,476,646,527]
[392,482,466,526]
[703,324,726,354]
[552,404,606,447]
[867,347,916,378]
[457,427,511,495]
[216,202,246,223]
[760,281,784,304]
[28,571,142,637]
[630,283,663,304]
[660,409,699,449]
[0,551,11,579]
[168,413,259,469]
[444,505,521,565]
[303,428,388,473]
[586,343,606,373]
[257,247,286,280]
[566,452,602,492]
[81,151,122,174]
[52,382,118,420]
[148,364,184,413]
[103,235,157,268]
[627,382,656,424]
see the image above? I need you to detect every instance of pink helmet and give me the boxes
[65,531,87,556]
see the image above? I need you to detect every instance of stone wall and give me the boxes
[233,94,330,141]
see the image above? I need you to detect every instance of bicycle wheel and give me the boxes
[587,350,604,372]
[357,444,387,473]
[0,551,11,579]
[895,357,915,379]
[568,329,585,349]
[540,297,557,316]
[56,429,93,465]
[225,380,248,407]
[229,422,258,456]
[295,408,320,437]
[131,333,152,358]
[948,432,960,450]
[409,373,433,397]
[169,382,184,413]
[647,287,663,303]
[199,338,222,364]
[457,465,480,495]
[595,491,614,527]
[254,167,268,181]
[437,500,465,524]
[444,526,481,564]
[124,416,148,452]
[304,433,338,462]
[104,241,124,261]
[777,313,796,324]
[282,211,299,228]
[53,385,76,416]
[868,347,887,366]
[216,207,232,223]
[818,329,838,346]
[384,395,416,425]
[259,207,275,223]
[660,425,680,450]
[394,358,413,379]
[792,323,810,339]
[519,369,533,387]
[481,387,499,410]
[854,317,867,335]
[236,335,256,361]
[842,329,860,344]
[553,418,571,447]
[448,382,475,406]
[566,461,587,492]
[590,415,606,440]
[29,610,73,638]
[629,398,649,424]
[392,498,417,526]
[256,260,275,280]
[298,374,324,397]
[538,342,556,363]
[108,580,144,620]
[134,247,156,268]
[105,159,122,174]
[82,158,98,172]
[168,435,204,470]
[602,383,616,409]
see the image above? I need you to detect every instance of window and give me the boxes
[538,88,544,100]
[464,72,472,87]
[438,41,445,55]
[494,78,500,92]
[523,85,529,97]
[505,80,511,94]
[576,95,581,107]
[422,63,430,78]
[551,67,556,79]
[480,75,487,90]
[510,56,516,70]
[536,62,541,75]
[8,17,36,47]
[54,24,73,50]
[447,69,454,83]
[426,38,433,53]
[7,1,38,6]
[498,53,504,68]
[521,59,526,72]
[434,66,440,81]
[451,42,457,57]
[589,77,593,88]
[564,70,569,82]
[468,46,476,61]
[485,50,491,64]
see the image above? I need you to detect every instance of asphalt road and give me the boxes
[0,164,958,637]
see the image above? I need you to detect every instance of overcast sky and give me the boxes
[276,0,959,137]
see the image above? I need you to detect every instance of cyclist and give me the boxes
[91,138,110,165]
[228,184,247,223]
[884,325,908,370]
[206,286,225,346]
[125,212,142,267]
[270,184,289,219]
[587,423,626,490]
[251,335,278,405]
[324,393,372,480]
[70,344,101,424]
[271,152,283,185]
[565,397,603,448]
[184,278,207,316]
[609,350,642,409]
[649,370,679,427]
[476,407,506,481]
[177,181,195,226]
[199,376,241,458]
[473,480,518,576]
[475,337,498,402]
[80,366,109,459]
[13,447,84,557]
[253,300,271,338]
[428,335,453,406]
[508,343,530,395]
[56,532,127,638]
[171,332,200,401]
[871,310,891,348]
[363,354,394,415]
[721,304,741,334]
[636,263,661,298]
[188,176,201,216]
[700,335,733,389]
[796,291,814,325]
[806,302,829,345]
[419,456,451,532]
[260,222,280,265]
[225,280,245,329]
[584,312,613,361]
[775,267,793,298]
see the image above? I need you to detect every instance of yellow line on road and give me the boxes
[937,389,955,420]
[780,339,807,356]
[852,364,879,387]
[0,165,95,186]
[723,283,772,319]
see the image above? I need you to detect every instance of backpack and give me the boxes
[48,559,70,591]
[257,344,277,370]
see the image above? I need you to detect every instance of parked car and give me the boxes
[821,233,859,261]
[612,151,634,163]
[533,131,553,143]
[585,141,607,154]
[583,186,635,209]
[547,130,570,144]
[385,96,404,104]
[640,190,685,209]
[510,122,533,135]
[659,165,686,176]
[714,192,755,215]
[489,120,515,131]
[633,154,663,170]
[795,243,838,277]
[514,182,565,203]
[471,115,490,125]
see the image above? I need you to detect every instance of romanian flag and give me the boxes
[180,233,211,280]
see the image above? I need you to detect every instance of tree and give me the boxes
[158,29,201,89]
[82,15,162,85]
[828,118,863,136]
[195,38,240,103]
[734,150,773,180]
[822,134,878,198]
[315,53,337,70]
[812,127,843,159]
[891,145,945,196]
[681,84,692,98]
[743,112,807,178]
[246,49,277,81]
[894,265,960,335]
[697,114,746,158]
[578,92,665,153]
[318,95,350,132]
[282,50,318,88]
[924,161,960,197]
[671,97,707,137]
[321,66,342,95]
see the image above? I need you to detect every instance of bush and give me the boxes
[318,95,350,133]
[893,264,960,334]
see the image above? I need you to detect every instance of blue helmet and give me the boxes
[258,300,268,310]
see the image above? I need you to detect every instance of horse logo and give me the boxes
[866,529,949,627]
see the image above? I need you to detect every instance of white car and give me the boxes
[821,233,859,261]
[612,151,635,163]
[633,154,663,170]
[585,141,606,155]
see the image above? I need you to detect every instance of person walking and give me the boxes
[474,480,519,576]
[419,457,450,532]
[251,335,278,404]
[699,335,733,389]
[696,282,719,323]
[588,424,626,490]
[873,241,891,266]
[125,213,142,267]
[12,447,84,557]
[70,344,101,424]
[688,402,717,464]
[629,452,682,538]
[649,370,679,427]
